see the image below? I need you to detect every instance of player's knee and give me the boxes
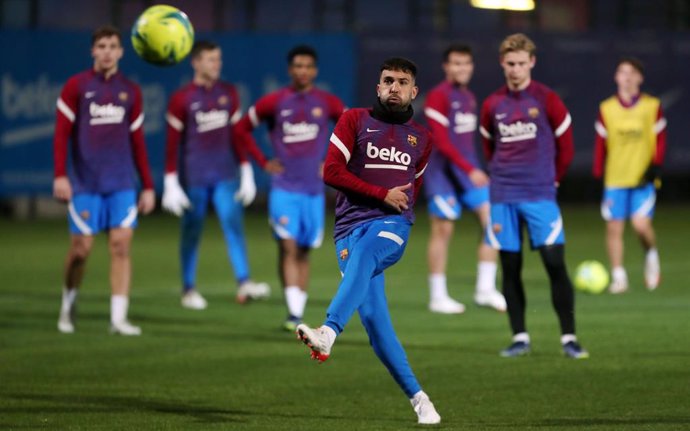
[70,237,93,261]
[108,231,132,258]
[630,216,651,233]
[540,244,566,270]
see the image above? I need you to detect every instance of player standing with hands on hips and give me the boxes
[163,40,271,309]
[479,33,588,359]
[296,58,441,425]
[593,57,665,294]
[54,25,155,335]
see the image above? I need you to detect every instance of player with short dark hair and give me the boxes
[162,40,271,309]
[593,56,665,293]
[54,25,155,335]
[479,33,587,359]
[296,57,441,425]
[236,44,345,330]
[423,43,504,314]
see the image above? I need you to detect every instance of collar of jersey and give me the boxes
[371,98,413,124]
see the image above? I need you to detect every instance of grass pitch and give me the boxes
[1,204,689,430]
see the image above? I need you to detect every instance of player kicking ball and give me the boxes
[297,58,441,425]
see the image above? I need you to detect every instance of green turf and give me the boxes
[1,205,689,430]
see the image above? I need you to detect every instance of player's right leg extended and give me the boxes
[297,216,410,360]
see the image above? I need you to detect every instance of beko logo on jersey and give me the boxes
[498,121,537,142]
[453,112,477,134]
[195,109,229,133]
[365,141,411,171]
[283,121,319,143]
[89,102,125,125]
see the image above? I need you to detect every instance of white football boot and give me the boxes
[429,296,466,314]
[410,391,441,425]
[474,289,507,312]
[644,251,660,290]
[296,324,334,363]
[181,290,208,310]
[236,281,271,304]
[110,320,142,336]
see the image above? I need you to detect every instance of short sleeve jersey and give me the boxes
[248,87,345,195]
[166,82,242,187]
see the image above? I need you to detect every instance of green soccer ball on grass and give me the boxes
[574,260,610,294]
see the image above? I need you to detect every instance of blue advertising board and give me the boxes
[0,31,355,196]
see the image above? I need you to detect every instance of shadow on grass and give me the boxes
[1,392,414,427]
[534,416,690,427]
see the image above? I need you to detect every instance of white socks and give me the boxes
[429,273,448,301]
[110,295,129,324]
[285,285,307,318]
[476,261,498,293]
[512,332,530,343]
[61,287,78,314]
[561,334,577,345]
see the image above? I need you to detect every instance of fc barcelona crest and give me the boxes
[218,95,229,105]
[80,210,90,221]
[119,92,128,102]
[528,107,539,118]
[339,248,349,261]
[407,134,418,147]
[312,107,323,118]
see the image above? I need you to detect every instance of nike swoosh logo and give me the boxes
[85,91,96,99]
[495,113,507,119]
[383,221,396,224]
[281,109,293,117]
[366,128,381,132]
[191,102,201,109]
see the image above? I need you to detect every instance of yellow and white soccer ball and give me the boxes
[574,260,609,294]
[131,5,194,66]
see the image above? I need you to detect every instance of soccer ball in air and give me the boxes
[573,260,610,294]
[131,5,194,66]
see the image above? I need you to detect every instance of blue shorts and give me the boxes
[427,186,489,220]
[68,190,137,235]
[601,184,656,221]
[269,188,324,248]
[486,200,565,252]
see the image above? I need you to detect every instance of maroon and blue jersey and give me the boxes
[323,108,432,240]
[165,82,244,187]
[239,87,345,195]
[54,70,153,194]
[423,81,479,195]
[479,80,574,203]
